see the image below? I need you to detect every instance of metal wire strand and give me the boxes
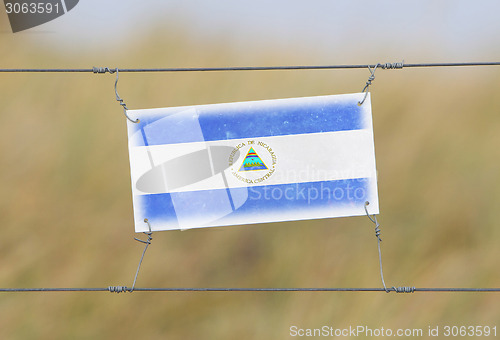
[1,287,499,293]
[2,61,500,73]
[358,64,379,105]
[364,201,416,294]
[113,68,139,123]
[129,219,154,292]
[107,219,154,293]
[364,201,389,292]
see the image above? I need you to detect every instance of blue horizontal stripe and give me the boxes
[130,95,364,146]
[136,178,370,228]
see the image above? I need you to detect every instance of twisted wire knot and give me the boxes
[365,201,416,294]
[364,201,382,242]
[358,61,404,105]
[380,61,404,69]
[113,68,139,123]
[93,67,138,122]
[358,64,378,105]
[92,67,116,74]
[391,286,416,293]
[108,286,129,293]
[362,70,376,93]
[374,221,382,242]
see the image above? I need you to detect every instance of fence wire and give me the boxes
[1,60,499,294]
[0,61,499,73]
[0,287,499,294]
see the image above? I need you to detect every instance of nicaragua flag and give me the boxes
[126,93,379,232]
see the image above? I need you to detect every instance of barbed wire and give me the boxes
[0,61,499,73]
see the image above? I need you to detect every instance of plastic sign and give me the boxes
[126,93,379,232]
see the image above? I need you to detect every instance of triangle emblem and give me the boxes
[239,147,268,171]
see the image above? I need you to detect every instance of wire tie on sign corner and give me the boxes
[364,201,415,294]
[107,219,153,294]
[93,66,139,123]
[113,68,139,123]
[358,60,404,105]
[358,64,378,106]
[128,219,154,293]
[364,201,382,242]
[134,219,153,245]
[364,201,389,292]
[364,201,415,293]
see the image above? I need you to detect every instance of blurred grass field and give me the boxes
[1,17,500,340]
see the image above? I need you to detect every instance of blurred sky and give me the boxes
[2,0,500,63]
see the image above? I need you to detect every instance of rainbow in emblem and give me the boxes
[239,147,268,171]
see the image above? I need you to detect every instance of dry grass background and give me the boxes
[0,14,499,340]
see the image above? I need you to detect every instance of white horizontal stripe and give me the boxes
[129,130,377,196]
